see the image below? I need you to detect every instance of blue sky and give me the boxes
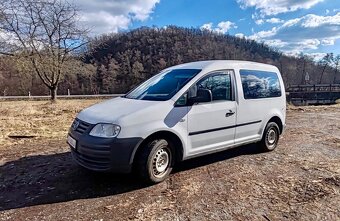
[78,0,340,59]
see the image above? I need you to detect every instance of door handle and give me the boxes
[225,110,235,117]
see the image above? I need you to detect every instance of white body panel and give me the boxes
[187,101,236,156]
[76,60,286,161]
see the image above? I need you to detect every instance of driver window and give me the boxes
[195,72,232,101]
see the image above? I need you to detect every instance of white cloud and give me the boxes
[235,33,245,38]
[0,30,15,43]
[0,30,22,51]
[255,19,264,25]
[200,23,213,32]
[285,52,328,61]
[77,0,160,34]
[301,13,340,27]
[298,39,320,50]
[282,18,300,27]
[81,12,131,34]
[255,18,284,25]
[237,0,324,16]
[201,21,237,33]
[249,28,277,40]
[266,18,284,24]
[306,52,327,61]
[215,21,237,33]
[248,13,340,53]
[321,39,335,46]
[264,39,288,48]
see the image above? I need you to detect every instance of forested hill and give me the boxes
[0,26,338,96]
[83,26,337,94]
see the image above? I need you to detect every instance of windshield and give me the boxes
[125,69,201,101]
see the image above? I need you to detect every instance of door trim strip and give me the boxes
[188,120,262,136]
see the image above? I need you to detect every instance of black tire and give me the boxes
[135,139,174,183]
[259,122,280,152]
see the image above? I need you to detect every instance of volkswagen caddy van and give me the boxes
[67,60,286,183]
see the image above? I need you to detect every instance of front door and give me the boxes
[187,71,237,156]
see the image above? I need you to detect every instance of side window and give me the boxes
[240,70,281,99]
[196,71,232,101]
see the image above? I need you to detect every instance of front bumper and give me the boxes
[68,120,143,173]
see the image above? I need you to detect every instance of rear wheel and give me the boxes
[135,139,173,183]
[259,122,280,152]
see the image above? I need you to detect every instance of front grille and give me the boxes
[72,119,91,134]
[76,121,91,134]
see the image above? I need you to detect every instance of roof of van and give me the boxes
[168,60,278,71]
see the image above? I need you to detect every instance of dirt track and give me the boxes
[0,101,339,221]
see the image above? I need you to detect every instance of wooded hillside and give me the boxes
[0,26,339,96]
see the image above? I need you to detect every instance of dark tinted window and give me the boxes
[240,70,281,99]
[125,69,201,101]
[195,71,232,101]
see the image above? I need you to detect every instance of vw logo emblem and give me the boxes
[72,120,80,130]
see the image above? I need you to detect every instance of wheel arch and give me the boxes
[267,116,283,134]
[130,130,184,165]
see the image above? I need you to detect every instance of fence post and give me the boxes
[68,89,70,96]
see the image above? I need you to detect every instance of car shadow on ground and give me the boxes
[0,143,261,211]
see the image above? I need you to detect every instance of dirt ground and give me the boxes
[0,100,339,221]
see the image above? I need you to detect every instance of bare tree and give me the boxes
[318,53,333,84]
[332,55,340,84]
[0,0,88,101]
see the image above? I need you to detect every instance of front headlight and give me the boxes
[89,124,121,138]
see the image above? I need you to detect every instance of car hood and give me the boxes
[76,97,164,124]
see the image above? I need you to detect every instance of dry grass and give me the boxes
[0,99,103,148]
[1,100,338,149]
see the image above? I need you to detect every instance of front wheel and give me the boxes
[259,122,280,152]
[135,139,173,183]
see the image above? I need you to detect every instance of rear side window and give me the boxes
[240,69,281,99]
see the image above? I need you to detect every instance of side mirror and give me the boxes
[188,89,212,105]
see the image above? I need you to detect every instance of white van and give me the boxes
[67,60,286,183]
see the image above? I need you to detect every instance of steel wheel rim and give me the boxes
[268,129,276,144]
[266,128,277,149]
[152,147,170,178]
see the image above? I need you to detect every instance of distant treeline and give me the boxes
[0,26,339,96]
